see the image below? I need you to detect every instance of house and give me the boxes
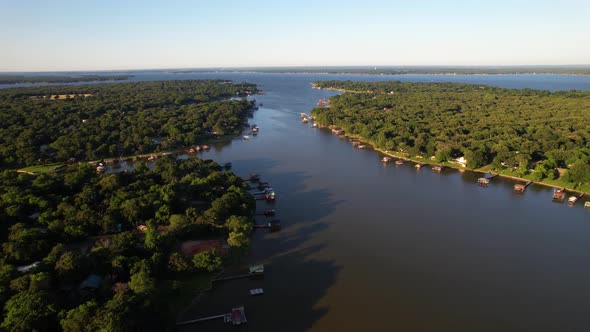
[17,261,40,274]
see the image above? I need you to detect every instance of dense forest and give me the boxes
[0,75,130,84]
[0,80,257,168]
[0,156,255,331]
[311,80,590,189]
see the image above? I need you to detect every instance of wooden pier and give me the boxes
[254,209,276,217]
[253,220,281,232]
[514,181,532,193]
[212,265,264,283]
[176,306,247,327]
[478,174,498,186]
[176,313,230,326]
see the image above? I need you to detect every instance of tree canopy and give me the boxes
[312,80,590,188]
[0,80,257,168]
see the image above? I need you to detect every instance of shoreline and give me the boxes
[330,130,589,196]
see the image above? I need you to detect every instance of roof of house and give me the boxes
[80,274,103,290]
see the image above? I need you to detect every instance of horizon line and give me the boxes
[2,64,590,74]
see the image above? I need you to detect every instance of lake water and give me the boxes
[3,72,590,331]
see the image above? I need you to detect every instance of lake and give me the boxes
[4,72,590,331]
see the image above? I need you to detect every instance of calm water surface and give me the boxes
[4,73,590,331]
[167,73,590,332]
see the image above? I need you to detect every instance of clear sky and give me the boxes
[1,0,589,71]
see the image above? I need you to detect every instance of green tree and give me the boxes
[60,300,98,332]
[192,250,222,272]
[129,260,155,295]
[2,290,57,332]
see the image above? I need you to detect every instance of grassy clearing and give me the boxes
[17,164,64,174]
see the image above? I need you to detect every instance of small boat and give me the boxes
[195,145,202,152]
[382,156,392,163]
[357,145,366,149]
[147,155,157,161]
[186,148,195,154]
[252,127,259,133]
[249,288,264,296]
[395,160,404,165]
[249,265,264,274]
[568,196,578,205]
[265,192,276,201]
[243,135,250,140]
[585,201,590,208]
[301,117,309,123]
[300,113,307,118]
[201,145,210,151]
[415,163,423,169]
[311,123,318,128]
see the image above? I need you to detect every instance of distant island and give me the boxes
[0,75,131,84]
[311,80,590,193]
[171,65,590,76]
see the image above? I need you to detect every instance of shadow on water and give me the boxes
[177,168,344,331]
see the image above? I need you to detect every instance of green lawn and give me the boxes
[17,164,65,174]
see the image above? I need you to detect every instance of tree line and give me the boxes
[0,75,132,84]
[311,80,590,186]
[0,80,258,168]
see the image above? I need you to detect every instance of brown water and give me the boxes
[104,73,590,332]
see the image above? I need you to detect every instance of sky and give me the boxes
[1,0,589,72]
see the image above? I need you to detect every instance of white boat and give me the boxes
[243,135,250,140]
[585,201,590,208]
[249,288,264,296]
[568,196,578,205]
[96,163,106,173]
[357,145,366,149]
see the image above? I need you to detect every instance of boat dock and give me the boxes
[212,265,265,283]
[568,192,584,205]
[176,313,230,326]
[553,188,567,201]
[478,174,498,186]
[177,306,247,327]
[514,181,532,193]
[253,220,281,232]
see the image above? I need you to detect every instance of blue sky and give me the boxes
[1,0,589,71]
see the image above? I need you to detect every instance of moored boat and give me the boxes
[568,196,578,205]
[382,156,392,163]
[395,160,404,165]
